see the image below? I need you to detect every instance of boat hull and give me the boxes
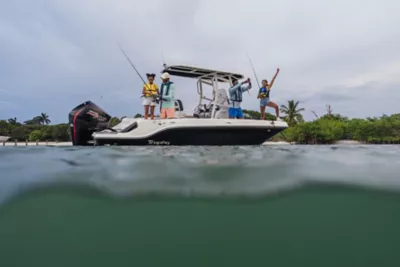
[69,101,289,146]
[94,126,285,146]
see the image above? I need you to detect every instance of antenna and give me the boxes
[161,51,166,65]
[161,51,168,71]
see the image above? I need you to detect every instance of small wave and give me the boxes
[0,145,400,205]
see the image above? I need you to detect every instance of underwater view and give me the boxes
[1,145,400,266]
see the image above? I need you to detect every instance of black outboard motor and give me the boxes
[68,101,112,146]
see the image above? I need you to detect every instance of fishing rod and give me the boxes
[117,43,159,102]
[247,53,261,90]
[118,43,148,85]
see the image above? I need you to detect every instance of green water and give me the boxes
[1,145,400,266]
[1,185,399,267]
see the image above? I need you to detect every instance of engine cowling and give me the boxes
[68,101,112,146]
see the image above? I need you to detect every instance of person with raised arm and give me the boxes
[258,68,282,121]
[228,78,252,119]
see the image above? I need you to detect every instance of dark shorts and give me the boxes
[229,107,243,118]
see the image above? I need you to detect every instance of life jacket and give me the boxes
[143,83,158,97]
[160,81,173,97]
[231,87,243,102]
[259,87,270,98]
[160,82,173,96]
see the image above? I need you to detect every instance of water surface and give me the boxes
[1,145,399,267]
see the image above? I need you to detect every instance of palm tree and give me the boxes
[280,100,305,127]
[24,116,42,125]
[326,105,333,118]
[40,113,51,125]
[8,117,18,125]
[33,116,43,125]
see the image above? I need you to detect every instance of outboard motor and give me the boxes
[68,101,112,146]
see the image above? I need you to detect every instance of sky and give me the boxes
[1,0,399,124]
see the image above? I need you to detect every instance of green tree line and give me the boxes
[244,101,400,144]
[2,103,400,144]
[0,114,121,142]
[282,113,400,144]
[0,120,70,142]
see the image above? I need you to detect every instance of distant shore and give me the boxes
[265,140,364,145]
[0,140,369,147]
[1,141,72,147]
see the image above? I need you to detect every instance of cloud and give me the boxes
[0,0,400,123]
[301,80,400,119]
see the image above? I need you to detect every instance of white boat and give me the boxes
[68,65,288,146]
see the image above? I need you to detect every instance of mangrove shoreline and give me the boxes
[1,109,400,145]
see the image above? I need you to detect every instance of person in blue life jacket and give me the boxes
[257,68,282,121]
[228,77,252,119]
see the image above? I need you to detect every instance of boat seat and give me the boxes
[193,103,221,118]
[121,122,137,133]
[206,103,220,112]
[214,88,230,107]
[175,99,184,112]
[193,104,209,118]
[192,88,229,119]
[115,121,138,133]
